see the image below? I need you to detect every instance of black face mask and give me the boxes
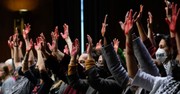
[172,62,180,81]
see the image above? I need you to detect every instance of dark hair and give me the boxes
[155,34,171,48]
[155,34,177,59]
[2,65,10,76]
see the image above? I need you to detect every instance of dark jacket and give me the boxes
[67,65,123,94]
[101,43,129,88]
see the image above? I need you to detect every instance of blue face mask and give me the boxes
[155,48,167,63]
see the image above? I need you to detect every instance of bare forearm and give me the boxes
[14,46,20,63]
[19,48,23,59]
[136,22,148,41]
[37,51,46,71]
[148,28,156,47]
[11,49,14,59]
[28,50,35,62]
[52,50,65,61]
[125,36,138,78]
[25,39,30,47]
[65,37,72,54]
[170,32,175,38]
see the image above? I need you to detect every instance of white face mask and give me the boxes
[155,48,167,63]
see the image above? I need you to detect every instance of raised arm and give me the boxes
[23,24,35,64]
[134,5,148,41]
[165,2,180,60]
[68,39,79,75]
[8,36,14,59]
[47,27,64,61]
[34,36,54,94]
[34,37,46,72]
[18,41,23,60]
[113,38,119,53]
[147,12,156,47]
[119,9,138,78]
[85,34,123,93]
[67,39,89,91]
[165,0,175,38]
[61,24,73,54]
[101,14,109,46]
[95,39,102,55]
[100,14,129,87]
[13,29,22,68]
[21,39,33,73]
[85,35,95,70]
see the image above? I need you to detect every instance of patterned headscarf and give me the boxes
[154,76,180,94]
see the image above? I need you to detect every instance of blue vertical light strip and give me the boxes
[80,0,84,54]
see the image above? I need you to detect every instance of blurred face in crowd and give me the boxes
[158,39,169,54]
[96,55,104,67]
[0,64,7,80]
[78,53,88,68]
[4,59,13,73]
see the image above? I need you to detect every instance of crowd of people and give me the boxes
[0,0,180,94]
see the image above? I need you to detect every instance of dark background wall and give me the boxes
[0,0,54,62]
[0,0,179,62]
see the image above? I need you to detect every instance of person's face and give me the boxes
[97,55,104,67]
[78,53,88,68]
[158,39,169,54]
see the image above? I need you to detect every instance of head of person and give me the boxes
[155,34,171,63]
[0,63,10,80]
[78,53,88,68]
[4,59,13,73]
[96,55,104,67]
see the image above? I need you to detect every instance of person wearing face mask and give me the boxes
[155,35,176,76]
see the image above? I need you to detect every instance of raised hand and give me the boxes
[34,37,43,51]
[164,0,172,20]
[71,39,79,57]
[101,14,108,37]
[165,2,180,33]
[19,41,23,49]
[23,23,31,40]
[39,33,48,52]
[26,39,33,52]
[113,38,119,53]
[63,45,69,55]
[134,5,143,22]
[147,12,153,28]
[86,35,93,55]
[51,26,59,41]
[13,28,19,47]
[95,39,102,51]
[61,24,69,39]
[47,40,57,52]
[8,36,14,49]
[119,9,134,35]
[119,12,129,31]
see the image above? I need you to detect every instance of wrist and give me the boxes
[14,45,18,47]
[37,50,42,53]
[65,36,70,41]
[70,57,76,61]
[87,54,93,60]
[170,30,176,34]
[136,21,140,25]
